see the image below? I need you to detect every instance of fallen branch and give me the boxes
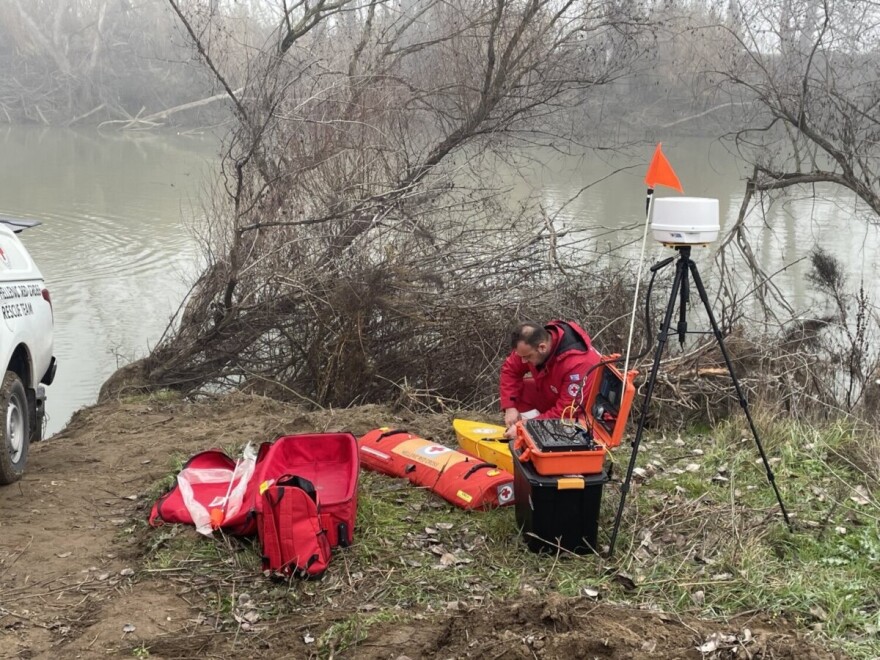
[67,103,106,126]
[97,91,239,130]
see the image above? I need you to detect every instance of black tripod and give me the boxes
[607,245,793,557]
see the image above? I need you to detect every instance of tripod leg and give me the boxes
[687,260,793,530]
[678,263,689,347]
[608,255,688,556]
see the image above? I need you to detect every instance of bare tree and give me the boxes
[703,0,880,416]
[711,0,880,214]
[0,0,218,124]
[137,0,648,409]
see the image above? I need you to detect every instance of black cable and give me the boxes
[569,262,665,424]
[634,259,665,362]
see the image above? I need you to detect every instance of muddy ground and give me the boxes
[0,394,842,659]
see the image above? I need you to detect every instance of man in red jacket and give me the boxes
[500,320,601,439]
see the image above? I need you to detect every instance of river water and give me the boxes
[0,127,875,437]
[507,139,879,305]
[0,127,218,436]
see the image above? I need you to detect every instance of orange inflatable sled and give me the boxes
[358,428,515,510]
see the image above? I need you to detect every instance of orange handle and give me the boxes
[513,420,526,451]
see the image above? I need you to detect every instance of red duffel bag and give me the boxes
[149,448,259,536]
[150,433,359,547]
[358,428,515,510]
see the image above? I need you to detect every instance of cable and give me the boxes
[568,262,663,418]
[560,244,667,436]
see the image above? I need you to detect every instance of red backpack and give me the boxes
[256,475,331,579]
[149,433,359,547]
[254,433,359,548]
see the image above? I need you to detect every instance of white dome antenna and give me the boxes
[650,197,719,246]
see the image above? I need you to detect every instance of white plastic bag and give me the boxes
[222,442,257,521]
[176,443,257,536]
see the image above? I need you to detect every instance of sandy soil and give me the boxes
[0,394,842,659]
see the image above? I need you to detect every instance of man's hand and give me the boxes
[504,424,518,440]
[504,407,520,427]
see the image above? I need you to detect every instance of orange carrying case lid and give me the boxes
[581,356,637,449]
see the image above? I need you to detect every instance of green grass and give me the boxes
[131,644,151,658]
[143,453,187,503]
[616,415,880,658]
[140,417,880,658]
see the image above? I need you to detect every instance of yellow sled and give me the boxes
[453,418,513,474]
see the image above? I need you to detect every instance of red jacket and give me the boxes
[499,320,601,419]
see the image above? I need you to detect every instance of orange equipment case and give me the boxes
[514,359,637,476]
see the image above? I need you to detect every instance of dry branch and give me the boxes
[96,91,240,130]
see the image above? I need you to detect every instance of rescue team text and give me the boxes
[0,284,41,319]
[2,301,34,319]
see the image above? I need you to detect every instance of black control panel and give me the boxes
[524,419,596,453]
[591,367,624,433]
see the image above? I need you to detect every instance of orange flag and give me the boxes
[644,143,684,193]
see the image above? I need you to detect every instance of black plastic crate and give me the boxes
[512,444,607,554]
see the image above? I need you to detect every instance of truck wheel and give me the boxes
[0,371,29,485]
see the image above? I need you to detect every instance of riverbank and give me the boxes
[0,392,874,659]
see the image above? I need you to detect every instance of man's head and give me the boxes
[510,322,552,366]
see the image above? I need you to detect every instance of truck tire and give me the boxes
[0,371,29,485]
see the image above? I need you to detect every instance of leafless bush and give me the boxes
[144,0,648,411]
[137,0,880,437]
[700,0,880,431]
[649,246,880,429]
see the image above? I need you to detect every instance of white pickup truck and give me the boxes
[0,218,56,485]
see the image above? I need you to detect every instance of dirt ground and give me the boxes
[0,394,843,659]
